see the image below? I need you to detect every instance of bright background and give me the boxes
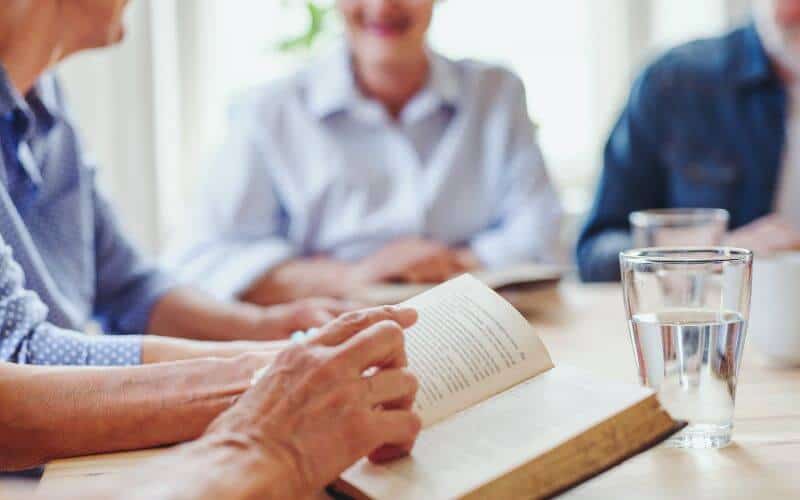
[58,0,751,256]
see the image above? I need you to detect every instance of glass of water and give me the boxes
[630,208,729,248]
[620,247,753,449]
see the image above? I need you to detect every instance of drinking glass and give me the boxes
[630,208,729,248]
[620,248,753,449]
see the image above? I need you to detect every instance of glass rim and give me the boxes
[629,208,730,227]
[620,246,753,264]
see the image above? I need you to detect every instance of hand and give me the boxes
[253,297,362,339]
[724,214,800,255]
[242,258,359,306]
[204,306,422,498]
[357,238,476,284]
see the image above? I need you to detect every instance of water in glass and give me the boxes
[630,309,746,448]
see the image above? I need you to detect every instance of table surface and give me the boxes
[40,283,800,498]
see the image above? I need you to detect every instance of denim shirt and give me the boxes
[576,23,786,282]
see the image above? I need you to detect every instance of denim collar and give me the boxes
[732,22,780,88]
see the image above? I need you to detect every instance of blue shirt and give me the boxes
[165,46,562,298]
[576,23,786,282]
[0,65,175,365]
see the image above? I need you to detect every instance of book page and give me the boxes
[400,275,554,426]
[341,365,655,500]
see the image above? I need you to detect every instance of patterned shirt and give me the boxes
[0,64,175,365]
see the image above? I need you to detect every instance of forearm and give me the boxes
[27,434,294,500]
[148,287,273,341]
[141,335,288,364]
[0,358,255,470]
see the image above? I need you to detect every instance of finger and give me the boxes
[406,258,446,283]
[310,306,417,347]
[362,368,418,408]
[367,411,423,464]
[429,259,454,283]
[296,308,337,330]
[369,443,414,463]
[404,270,424,283]
[337,320,408,374]
[438,257,461,280]
[308,298,364,315]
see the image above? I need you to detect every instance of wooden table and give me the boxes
[40,283,800,498]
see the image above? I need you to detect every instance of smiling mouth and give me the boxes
[364,19,411,37]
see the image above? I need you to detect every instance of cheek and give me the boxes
[776,1,800,28]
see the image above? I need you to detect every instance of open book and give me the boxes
[351,263,565,306]
[336,275,682,500]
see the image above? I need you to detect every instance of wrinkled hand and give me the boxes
[255,298,362,338]
[725,214,800,255]
[357,238,479,284]
[205,306,422,498]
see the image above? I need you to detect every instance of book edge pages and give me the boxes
[460,394,683,500]
[335,394,682,500]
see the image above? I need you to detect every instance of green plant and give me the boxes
[277,1,335,52]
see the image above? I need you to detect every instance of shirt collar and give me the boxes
[732,22,779,88]
[305,45,360,119]
[426,51,460,106]
[305,43,461,121]
[0,62,58,142]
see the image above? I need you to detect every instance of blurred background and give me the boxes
[58,0,751,256]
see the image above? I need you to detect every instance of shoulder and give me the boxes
[440,56,529,114]
[635,26,749,97]
[225,72,306,129]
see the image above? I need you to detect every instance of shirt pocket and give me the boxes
[663,146,740,208]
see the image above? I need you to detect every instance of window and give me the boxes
[60,0,747,253]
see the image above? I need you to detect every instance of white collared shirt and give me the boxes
[164,46,562,299]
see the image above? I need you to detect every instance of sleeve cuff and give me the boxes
[577,230,632,282]
[470,233,511,269]
[23,326,142,366]
[469,228,563,269]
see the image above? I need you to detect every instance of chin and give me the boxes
[107,23,126,45]
[357,39,418,65]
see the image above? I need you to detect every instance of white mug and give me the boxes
[749,253,800,366]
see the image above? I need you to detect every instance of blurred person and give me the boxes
[0,0,371,471]
[1,307,422,499]
[166,0,562,306]
[577,0,800,282]
[0,0,355,368]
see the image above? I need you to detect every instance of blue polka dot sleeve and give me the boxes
[0,242,141,366]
